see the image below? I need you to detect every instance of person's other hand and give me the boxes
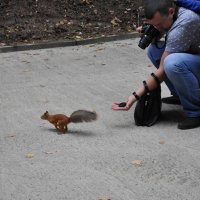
[136,26,143,33]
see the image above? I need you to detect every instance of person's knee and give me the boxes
[163,54,183,76]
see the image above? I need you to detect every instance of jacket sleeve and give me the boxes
[176,0,200,12]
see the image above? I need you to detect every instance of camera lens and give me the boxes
[138,24,160,50]
[138,35,152,49]
[138,41,146,49]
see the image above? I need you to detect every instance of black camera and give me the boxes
[138,24,160,50]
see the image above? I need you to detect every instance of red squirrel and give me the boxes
[41,110,97,133]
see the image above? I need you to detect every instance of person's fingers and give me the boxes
[113,101,127,106]
[112,105,120,109]
[112,105,129,110]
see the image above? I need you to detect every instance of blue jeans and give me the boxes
[147,42,200,117]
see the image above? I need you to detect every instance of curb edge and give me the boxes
[0,32,139,53]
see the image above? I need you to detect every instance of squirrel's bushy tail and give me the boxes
[69,110,97,123]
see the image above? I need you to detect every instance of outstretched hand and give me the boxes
[112,101,129,111]
[112,95,137,111]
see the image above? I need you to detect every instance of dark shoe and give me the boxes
[178,116,200,130]
[162,96,181,105]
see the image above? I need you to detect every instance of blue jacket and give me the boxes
[176,0,200,12]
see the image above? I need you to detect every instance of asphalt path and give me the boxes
[1,38,200,200]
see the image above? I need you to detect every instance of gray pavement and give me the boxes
[0,39,200,200]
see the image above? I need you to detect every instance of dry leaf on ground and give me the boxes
[159,140,165,144]
[132,160,142,166]
[111,17,121,26]
[5,134,16,138]
[43,151,54,154]
[99,197,111,200]
[95,47,105,51]
[26,153,34,159]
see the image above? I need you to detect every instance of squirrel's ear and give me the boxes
[45,111,48,114]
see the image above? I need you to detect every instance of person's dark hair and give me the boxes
[144,0,175,19]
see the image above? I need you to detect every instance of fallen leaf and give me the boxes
[99,197,111,200]
[5,134,16,138]
[22,69,31,73]
[93,9,98,14]
[75,36,82,39]
[126,25,132,32]
[89,44,96,47]
[44,151,54,154]
[132,15,137,19]
[82,0,91,4]
[6,26,15,33]
[111,17,121,26]
[26,153,34,159]
[95,47,105,51]
[159,140,165,144]
[22,61,30,63]
[132,160,142,167]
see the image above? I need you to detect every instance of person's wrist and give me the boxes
[132,92,140,101]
